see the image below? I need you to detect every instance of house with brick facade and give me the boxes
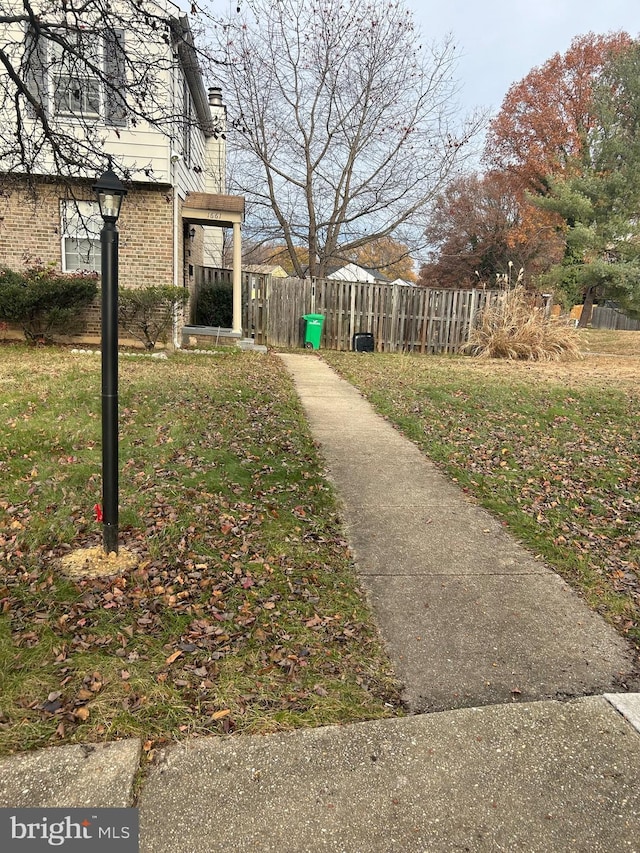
[0,0,244,345]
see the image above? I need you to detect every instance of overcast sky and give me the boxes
[406,0,640,119]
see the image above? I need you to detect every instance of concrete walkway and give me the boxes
[1,353,639,852]
[278,353,636,712]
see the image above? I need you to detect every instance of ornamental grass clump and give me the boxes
[466,285,581,361]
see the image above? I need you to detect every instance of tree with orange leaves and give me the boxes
[484,32,633,192]
[420,33,638,300]
[418,171,563,289]
[532,41,640,323]
[422,32,632,293]
[348,237,417,283]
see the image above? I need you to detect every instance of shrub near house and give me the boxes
[118,285,188,350]
[0,264,98,343]
[193,281,233,328]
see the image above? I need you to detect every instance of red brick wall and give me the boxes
[119,186,175,289]
[0,182,61,268]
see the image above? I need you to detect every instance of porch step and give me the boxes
[181,326,240,347]
[181,326,267,353]
[237,338,268,354]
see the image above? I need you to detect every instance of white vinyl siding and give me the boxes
[182,77,193,166]
[1,15,220,188]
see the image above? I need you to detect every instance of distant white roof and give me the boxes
[326,263,389,283]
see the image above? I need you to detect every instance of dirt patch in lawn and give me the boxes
[59,546,139,579]
[455,330,640,391]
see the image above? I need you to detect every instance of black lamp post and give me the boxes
[93,166,127,554]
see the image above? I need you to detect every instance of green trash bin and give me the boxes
[302,313,325,350]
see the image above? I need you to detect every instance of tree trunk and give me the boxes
[577,286,595,328]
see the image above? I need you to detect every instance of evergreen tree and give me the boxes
[533,42,640,323]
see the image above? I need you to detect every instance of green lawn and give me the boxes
[0,346,400,756]
[322,350,640,661]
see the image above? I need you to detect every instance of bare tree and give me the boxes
[209,0,482,279]
[0,0,219,182]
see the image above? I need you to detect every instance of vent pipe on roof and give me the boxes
[208,87,223,107]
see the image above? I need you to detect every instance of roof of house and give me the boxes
[363,267,390,282]
[182,193,244,228]
[326,263,390,282]
[169,15,215,137]
[183,193,245,214]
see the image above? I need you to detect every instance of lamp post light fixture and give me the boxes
[93,166,127,554]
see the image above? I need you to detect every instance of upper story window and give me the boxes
[25,27,127,127]
[51,34,102,118]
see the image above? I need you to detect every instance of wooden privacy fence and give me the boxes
[590,306,640,331]
[241,276,500,353]
[193,266,272,328]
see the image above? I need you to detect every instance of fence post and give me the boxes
[348,283,356,350]
[390,284,399,352]
[467,289,479,343]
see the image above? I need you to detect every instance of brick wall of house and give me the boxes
[0,294,181,349]
[119,186,175,290]
[0,178,191,348]
[0,178,176,290]
[0,181,62,269]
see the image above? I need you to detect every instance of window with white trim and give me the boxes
[51,33,102,118]
[25,27,127,126]
[60,200,102,273]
